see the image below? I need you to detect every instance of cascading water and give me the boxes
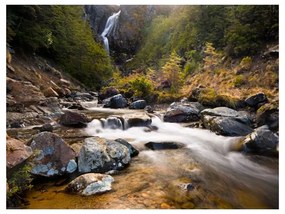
[101,10,121,54]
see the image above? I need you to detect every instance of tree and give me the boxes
[162,51,183,93]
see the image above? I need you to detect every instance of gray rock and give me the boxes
[243,125,278,155]
[129,100,147,109]
[103,94,128,108]
[164,102,204,123]
[123,113,152,128]
[59,111,90,128]
[256,104,279,132]
[78,137,131,173]
[201,107,250,125]
[66,159,77,173]
[115,138,139,157]
[202,116,253,136]
[245,92,268,107]
[29,132,76,177]
[39,123,53,132]
[65,173,114,196]
[105,116,123,129]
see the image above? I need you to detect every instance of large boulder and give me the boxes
[129,100,147,109]
[103,94,128,108]
[201,107,251,125]
[245,92,268,107]
[65,173,114,196]
[78,137,131,173]
[59,111,90,128]
[242,125,278,155]
[164,102,205,123]
[256,103,279,132]
[202,116,253,136]
[28,132,77,177]
[6,137,33,170]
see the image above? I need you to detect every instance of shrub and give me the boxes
[129,76,154,99]
[234,74,246,87]
[240,56,252,69]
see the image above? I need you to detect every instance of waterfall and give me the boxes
[101,10,121,54]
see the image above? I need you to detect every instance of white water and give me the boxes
[85,116,278,203]
[101,10,121,54]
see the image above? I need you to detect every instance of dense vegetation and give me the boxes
[7,5,112,89]
[112,5,278,103]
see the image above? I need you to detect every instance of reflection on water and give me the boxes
[25,110,278,209]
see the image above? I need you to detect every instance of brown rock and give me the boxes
[7,77,45,106]
[59,111,90,128]
[43,87,59,98]
[6,137,33,170]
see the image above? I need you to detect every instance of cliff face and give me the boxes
[85,5,172,68]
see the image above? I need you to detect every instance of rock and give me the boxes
[245,92,268,107]
[114,138,139,157]
[145,142,184,150]
[105,116,123,129]
[7,77,45,106]
[201,107,251,125]
[66,159,77,173]
[6,137,33,170]
[65,173,114,196]
[164,102,204,123]
[43,87,59,98]
[103,94,128,108]
[256,103,279,132]
[99,86,119,100]
[39,123,53,132]
[202,116,253,136]
[263,44,279,58]
[59,111,90,128]
[129,100,147,109]
[160,203,171,209]
[123,113,152,128]
[145,105,154,113]
[60,78,71,87]
[242,125,278,155]
[29,132,76,177]
[78,137,131,173]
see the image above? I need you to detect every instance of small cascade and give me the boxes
[101,10,121,54]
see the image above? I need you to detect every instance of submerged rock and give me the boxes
[105,116,123,129]
[123,113,152,128]
[103,94,128,108]
[59,111,90,128]
[164,102,204,123]
[6,137,33,170]
[29,132,76,177]
[245,92,268,107]
[78,137,131,173]
[145,141,184,150]
[202,116,253,136]
[65,173,114,196]
[242,125,278,155]
[129,100,147,109]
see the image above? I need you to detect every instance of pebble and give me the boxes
[160,202,171,209]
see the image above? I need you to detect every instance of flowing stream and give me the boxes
[101,10,121,54]
[24,108,278,209]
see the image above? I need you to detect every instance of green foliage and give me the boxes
[234,74,246,87]
[7,164,33,198]
[203,42,222,71]
[129,76,153,98]
[7,5,112,89]
[162,51,183,93]
[240,56,252,69]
